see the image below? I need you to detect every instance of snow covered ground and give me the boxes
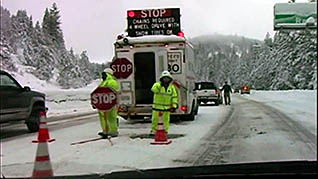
[44,83,98,117]
[0,78,316,177]
[1,105,231,177]
[242,90,317,136]
[7,67,99,117]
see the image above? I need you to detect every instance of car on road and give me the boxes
[234,88,240,93]
[0,70,46,132]
[195,82,223,105]
[241,85,250,94]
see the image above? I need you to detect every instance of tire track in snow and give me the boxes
[174,95,316,166]
[247,98,317,153]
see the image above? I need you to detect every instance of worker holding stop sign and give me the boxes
[91,68,120,138]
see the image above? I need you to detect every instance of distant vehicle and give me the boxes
[0,70,46,132]
[234,88,240,93]
[241,85,250,94]
[195,82,223,106]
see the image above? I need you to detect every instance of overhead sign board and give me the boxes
[274,2,317,30]
[127,8,181,37]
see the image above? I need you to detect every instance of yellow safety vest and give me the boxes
[151,82,178,111]
[99,74,119,92]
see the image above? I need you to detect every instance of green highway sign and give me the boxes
[274,2,317,30]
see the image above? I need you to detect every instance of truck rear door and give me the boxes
[134,52,156,105]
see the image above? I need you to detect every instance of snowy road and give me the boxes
[0,112,97,141]
[174,95,317,166]
[1,91,316,177]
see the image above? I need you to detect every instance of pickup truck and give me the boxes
[0,70,46,132]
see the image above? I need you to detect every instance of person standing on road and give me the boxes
[96,68,120,138]
[221,81,232,105]
[150,71,179,135]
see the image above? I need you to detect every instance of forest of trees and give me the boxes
[1,3,316,90]
[190,29,317,90]
[0,3,107,89]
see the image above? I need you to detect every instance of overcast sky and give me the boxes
[1,0,309,63]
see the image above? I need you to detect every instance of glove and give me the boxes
[170,108,176,113]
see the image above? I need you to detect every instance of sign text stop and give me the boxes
[110,58,133,79]
[91,87,117,111]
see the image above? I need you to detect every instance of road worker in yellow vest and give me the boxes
[97,68,120,138]
[150,71,179,135]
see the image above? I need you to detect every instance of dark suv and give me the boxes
[0,70,46,132]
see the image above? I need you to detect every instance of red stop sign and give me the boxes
[110,58,133,79]
[91,87,117,111]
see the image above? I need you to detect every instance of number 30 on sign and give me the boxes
[168,52,181,74]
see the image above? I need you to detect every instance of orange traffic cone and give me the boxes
[32,111,55,178]
[151,111,172,145]
[32,142,54,178]
[32,111,55,143]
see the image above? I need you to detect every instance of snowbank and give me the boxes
[6,65,101,117]
[242,90,317,135]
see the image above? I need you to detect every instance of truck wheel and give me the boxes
[214,100,219,106]
[26,106,45,132]
[185,101,196,121]
[194,100,199,115]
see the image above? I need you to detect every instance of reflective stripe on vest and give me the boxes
[155,92,173,97]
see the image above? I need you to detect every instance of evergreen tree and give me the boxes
[264,32,273,47]
[42,3,64,47]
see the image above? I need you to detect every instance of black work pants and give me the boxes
[224,93,231,105]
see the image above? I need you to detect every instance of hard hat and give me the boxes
[104,68,114,75]
[160,70,173,80]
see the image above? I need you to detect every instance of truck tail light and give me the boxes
[180,105,187,112]
[118,105,128,112]
[215,89,219,94]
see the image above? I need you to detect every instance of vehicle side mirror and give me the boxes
[23,86,31,92]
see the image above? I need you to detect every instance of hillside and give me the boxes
[190,31,317,90]
[0,4,107,89]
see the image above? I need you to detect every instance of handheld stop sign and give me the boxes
[91,87,117,111]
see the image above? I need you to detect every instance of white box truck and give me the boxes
[112,34,199,120]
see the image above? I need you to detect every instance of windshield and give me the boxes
[0,0,316,178]
[196,82,217,90]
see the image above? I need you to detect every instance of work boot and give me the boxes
[109,132,118,138]
[98,132,108,139]
[98,131,104,136]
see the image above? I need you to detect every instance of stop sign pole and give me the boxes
[91,87,118,135]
